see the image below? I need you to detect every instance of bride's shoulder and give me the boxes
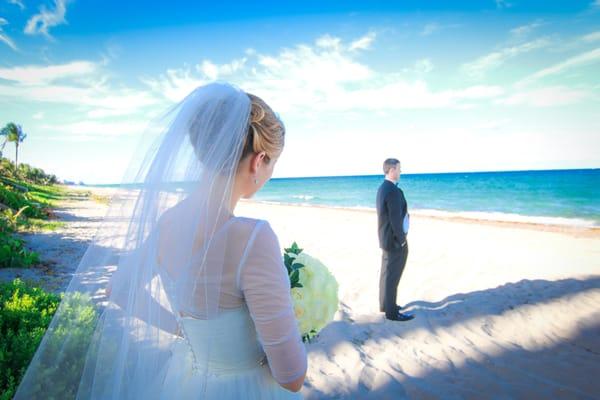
[229,216,270,232]
[229,217,277,243]
[230,216,265,226]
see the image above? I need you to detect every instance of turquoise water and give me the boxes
[91,169,600,227]
[254,169,600,226]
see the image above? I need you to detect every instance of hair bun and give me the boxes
[241,92,285,161]
[250,102,266,125]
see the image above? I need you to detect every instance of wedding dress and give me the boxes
[152,208,306,399]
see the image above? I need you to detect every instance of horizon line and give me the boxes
[79,166,599,187]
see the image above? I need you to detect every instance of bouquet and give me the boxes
[283,242,339,342]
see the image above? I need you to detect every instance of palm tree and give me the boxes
[1,123,27,169]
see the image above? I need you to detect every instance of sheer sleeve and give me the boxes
[239,221,307,385]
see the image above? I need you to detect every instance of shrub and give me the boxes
[0,207,39,268]
[0,184,45,219]
[0,158,59,186]
[0,279,60,400]
[25,291,99,399]
[17,163,59,186]
[0,233,39,269]
[0,280,98,400]
[0,206,28,234]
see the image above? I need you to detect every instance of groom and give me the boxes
[376,158,414,322]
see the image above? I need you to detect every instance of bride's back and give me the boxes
[157,198,268,316]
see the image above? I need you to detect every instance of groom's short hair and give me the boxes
[383,158,400,174]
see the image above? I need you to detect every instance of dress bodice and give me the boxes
[178,306,265,375]
[160,306,302,399]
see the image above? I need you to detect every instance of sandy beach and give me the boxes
[5,186,599,399]
[236,200,600,399]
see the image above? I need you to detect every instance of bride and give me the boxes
[14,83,307,399]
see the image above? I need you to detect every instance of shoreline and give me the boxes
[64,185,600,238]
[77,185,600,233]
[240,199,600,238]
[67,185,600,238]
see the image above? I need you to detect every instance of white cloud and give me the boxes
[140,58,248,103]
[497,86,589,107]
[0,60,160,118]
[141,66,210,103]
[0,82,158,113]
[510,20,543,37]
[580,31,600,43]
[519,47,600,85]
[24,0,69,39]
[86,108,139,119]
[197,58,246,79]
[349,32,376,51]
[414,58,434,74]
[0,17,18,51]
[548,30,600,53]
[457,85,505,99]
[8,0,25,10]
[144,34,374,107]
[421,23,440,36]
[474,119,511,130]
[42,120,148,141]
[255,40,372,83]
[85,90,159,113]
[316,34,341,50]
[462,38,550,78]
[0,58,162,145]
[0,61,98,85]
[318,82,504,111]
[145,33,504,112]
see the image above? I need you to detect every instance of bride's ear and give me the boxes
[249,151,267,174]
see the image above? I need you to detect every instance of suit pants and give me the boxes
[379,242,408,317]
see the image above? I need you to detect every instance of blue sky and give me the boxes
[0,0,599,184]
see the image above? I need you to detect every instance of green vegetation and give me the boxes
[21,218,66,233]
[0,203,39,268]
[0,279,98,400]
[0,152,72,268]
[0,123,103,399]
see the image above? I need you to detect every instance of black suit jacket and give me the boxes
[376,180,408,251]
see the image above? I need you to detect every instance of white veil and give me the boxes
[14,82,254,399]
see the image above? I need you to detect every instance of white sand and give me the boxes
[5,186,598,398]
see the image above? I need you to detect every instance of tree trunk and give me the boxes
[15,141,18,170]
[0,138,6,158]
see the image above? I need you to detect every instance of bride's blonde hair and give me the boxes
[241,93,285,162]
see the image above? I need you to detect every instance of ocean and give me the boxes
[254,169,600,227]
[91,169,600,227]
